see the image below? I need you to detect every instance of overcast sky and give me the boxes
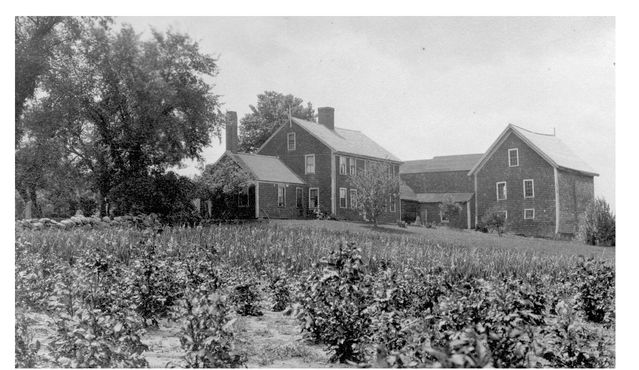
[118,16,615,208]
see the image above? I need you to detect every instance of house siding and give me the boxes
[400,170,475,228]
[257,182,306,219]
[557,170,595,234]
[259,122,333,216]
[475,132,556,237]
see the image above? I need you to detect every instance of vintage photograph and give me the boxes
[15,16,615,367]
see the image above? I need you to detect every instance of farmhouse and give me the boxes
[400,154,483,228]
[202,108,402,221]
[469,124,598,238]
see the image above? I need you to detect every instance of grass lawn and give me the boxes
[272,219,615,262]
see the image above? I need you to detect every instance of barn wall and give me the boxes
[475,132,556,237]
[557,170,595,234]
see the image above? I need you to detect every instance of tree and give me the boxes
[438,195,463,225]
[350,161,400,227]
[480,206,508,236]
[22,22,223,216]
[239,91,315,152]
[196,156,252,218]
[577,197,615,246]
[15,16,112,146]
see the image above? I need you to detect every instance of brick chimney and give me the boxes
[318,107,335,130]
[225,111,238,153]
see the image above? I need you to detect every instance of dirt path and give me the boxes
[142,309,332,368]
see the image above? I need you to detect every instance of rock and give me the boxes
[102,216,111,222]
[32,222,44,230]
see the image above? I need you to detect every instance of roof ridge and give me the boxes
[510,123,555,137]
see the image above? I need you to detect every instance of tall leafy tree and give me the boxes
[239,91,315,152]
[15,16,111,146]
[23,22,223,215]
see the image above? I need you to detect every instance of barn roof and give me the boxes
[400,180,418,201]
[468,124,598,176]
[269,117,401,162]
[400,188,474,203]
[400,153,483,174]
[228,152,305,184]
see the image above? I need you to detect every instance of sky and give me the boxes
[117,16,615,209]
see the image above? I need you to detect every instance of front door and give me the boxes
[420,208,428,226]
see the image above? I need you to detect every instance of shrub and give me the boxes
[577,198,615,246]
[269,269,291,312]
[229,283,263,316]
[299,242,374,363]
[174,292,246,368]
[15,311,40,368]
[481,206,508,236]
[573,257,615,325]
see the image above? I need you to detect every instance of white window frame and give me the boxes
[524,208,535,220]
[277,184,286,207]
[305,154,315,174]
[339,156,347,175]
[496,181,507,201]
[349,189,357,209]
[508,148,519,167]
[523,179,535,198]
[349,158,356,176]
[287,132,296,151]
[339,188,347,208]
[309,187,319,209]
[238,185,249,207]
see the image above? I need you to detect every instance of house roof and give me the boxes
[228,152,305,184]
[400,180,417,201]
[468,124,598,176]
[288,117,402,162]
[400,153,483,174]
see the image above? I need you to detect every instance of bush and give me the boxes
[577,198,615,246]
[15,311,40,368]
[573,257,615,325]
[173,292,246,368]
[299,242,374,363]
[229,283,263,316]
[480,206,508,236]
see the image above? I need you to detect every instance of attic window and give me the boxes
[508,148,519,167]
[287,132,296,151]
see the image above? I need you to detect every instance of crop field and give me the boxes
[15,221,615,368]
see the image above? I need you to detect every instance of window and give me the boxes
[523,179,534,198]
[390,196,396,212]
[339,156,347,175]
[349,158,356,175]
[277,185,286,207]
[296,187,303,209]
[287,132,296,151]
[238,186,249,207]
[309,188,319,209]
[440,211,449,223]
[349,189,357,209]
[524,208,535,220]
[496,182,507,200]
[305,154,315,174]
[508,148,519,167]
[339,188,347,208]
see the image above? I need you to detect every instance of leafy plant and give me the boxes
[229,282,263,316]
[15,311,41,368]
[573,257,615,325]
[174,292,246,368]
[299,242,374,363]
[481,206,508,236]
